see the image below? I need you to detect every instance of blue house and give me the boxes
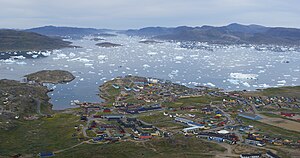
[39,152,54,157]
[112,84,120,89]
[124,86,132,91]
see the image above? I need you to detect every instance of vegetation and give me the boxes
[0,113,80,156]
[55,135,226,158]
[239,117,300,140]
[0,79,52,118]
[0,29,73,52]
[25,70,75,84]
[124,23,300,45]
[163,95,222,108]
[246,86,300,98]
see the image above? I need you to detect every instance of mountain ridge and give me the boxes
[122,23,300,45]
[0,29,74,52]
[25,25,112,38]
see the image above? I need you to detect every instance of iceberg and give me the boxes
[97,55,106,60]
[143,64,150,68]
[175,56,184,60]
[205,82,216,87]
[230,73,258,80]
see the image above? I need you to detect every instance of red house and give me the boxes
[103,108,111,113]
[139,133,152,139]
[281,112,295,117]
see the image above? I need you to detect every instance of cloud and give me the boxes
[0,0,299,29]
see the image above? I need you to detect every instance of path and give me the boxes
[54,142,86,154]
[33,98,41,115]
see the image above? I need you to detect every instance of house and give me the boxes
[147,78,159,84]
[93,137,104,142]
[266,151,281,158]
[38,152,55,157]
[238,112,262,120]
[118,120,135,128]
[175,117,193,124]
[280,112,295,117]
[197,132,238,144]
[124,86,131,91]
[187,122,204,127]
[136,85,144,89]
[137,104,162,113]
[112,84,120,89]
[103,108,111,113]
[102,114,124,120]
[151,130,161,136]
[240,153,261,158]
[127,117,137,122]
[183,126,204,133]
[244,138,264,146]
[139,133,152,139]
[180,106,197,111]
[80,116,88,121]
[132,87,140,92]
[134,81,147,85]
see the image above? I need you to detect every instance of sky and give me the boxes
[0,0,299,29]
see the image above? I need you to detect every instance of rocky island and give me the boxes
[91,37,104,41]
[25,70,75,84]
[96,42,122,48]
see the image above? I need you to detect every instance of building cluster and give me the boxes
[117,103,163,114]
[197,132,239,145]
[245,133,300,147]
[239,150,281,158]
[107,76,205,109]
[83,114,162,143]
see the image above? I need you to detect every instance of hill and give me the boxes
[25,26,111,38]
[0,29,73,52]
[25,70,75,84]
[123,23,300,45]
[0,79,52,124]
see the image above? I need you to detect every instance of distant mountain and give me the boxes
[123,23,300,45]
[125,27,175,36]
[0,29,73,52]
[25,26,111,38]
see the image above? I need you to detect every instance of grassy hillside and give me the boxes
[245,86,300,98]
[0,29,73,52]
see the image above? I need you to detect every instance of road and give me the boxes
[207,101,236,131]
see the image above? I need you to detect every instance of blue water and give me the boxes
[0,34,299,110]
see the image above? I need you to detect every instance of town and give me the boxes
[61,75,300,158]
[1,75,300,157]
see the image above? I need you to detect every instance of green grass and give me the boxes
[247,86,300,98]
[260,112,300,123]
[239,117,300,141]
[54,135,226,158]
[0,29,71,52]
[0,113,81,156]
[260,112,281,118]
[86,129,97,137]
[163,96,222,108]
[137,112,183,128]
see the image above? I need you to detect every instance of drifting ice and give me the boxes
[230,73,258,80]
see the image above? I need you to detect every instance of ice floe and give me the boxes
[230,73,258,80]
